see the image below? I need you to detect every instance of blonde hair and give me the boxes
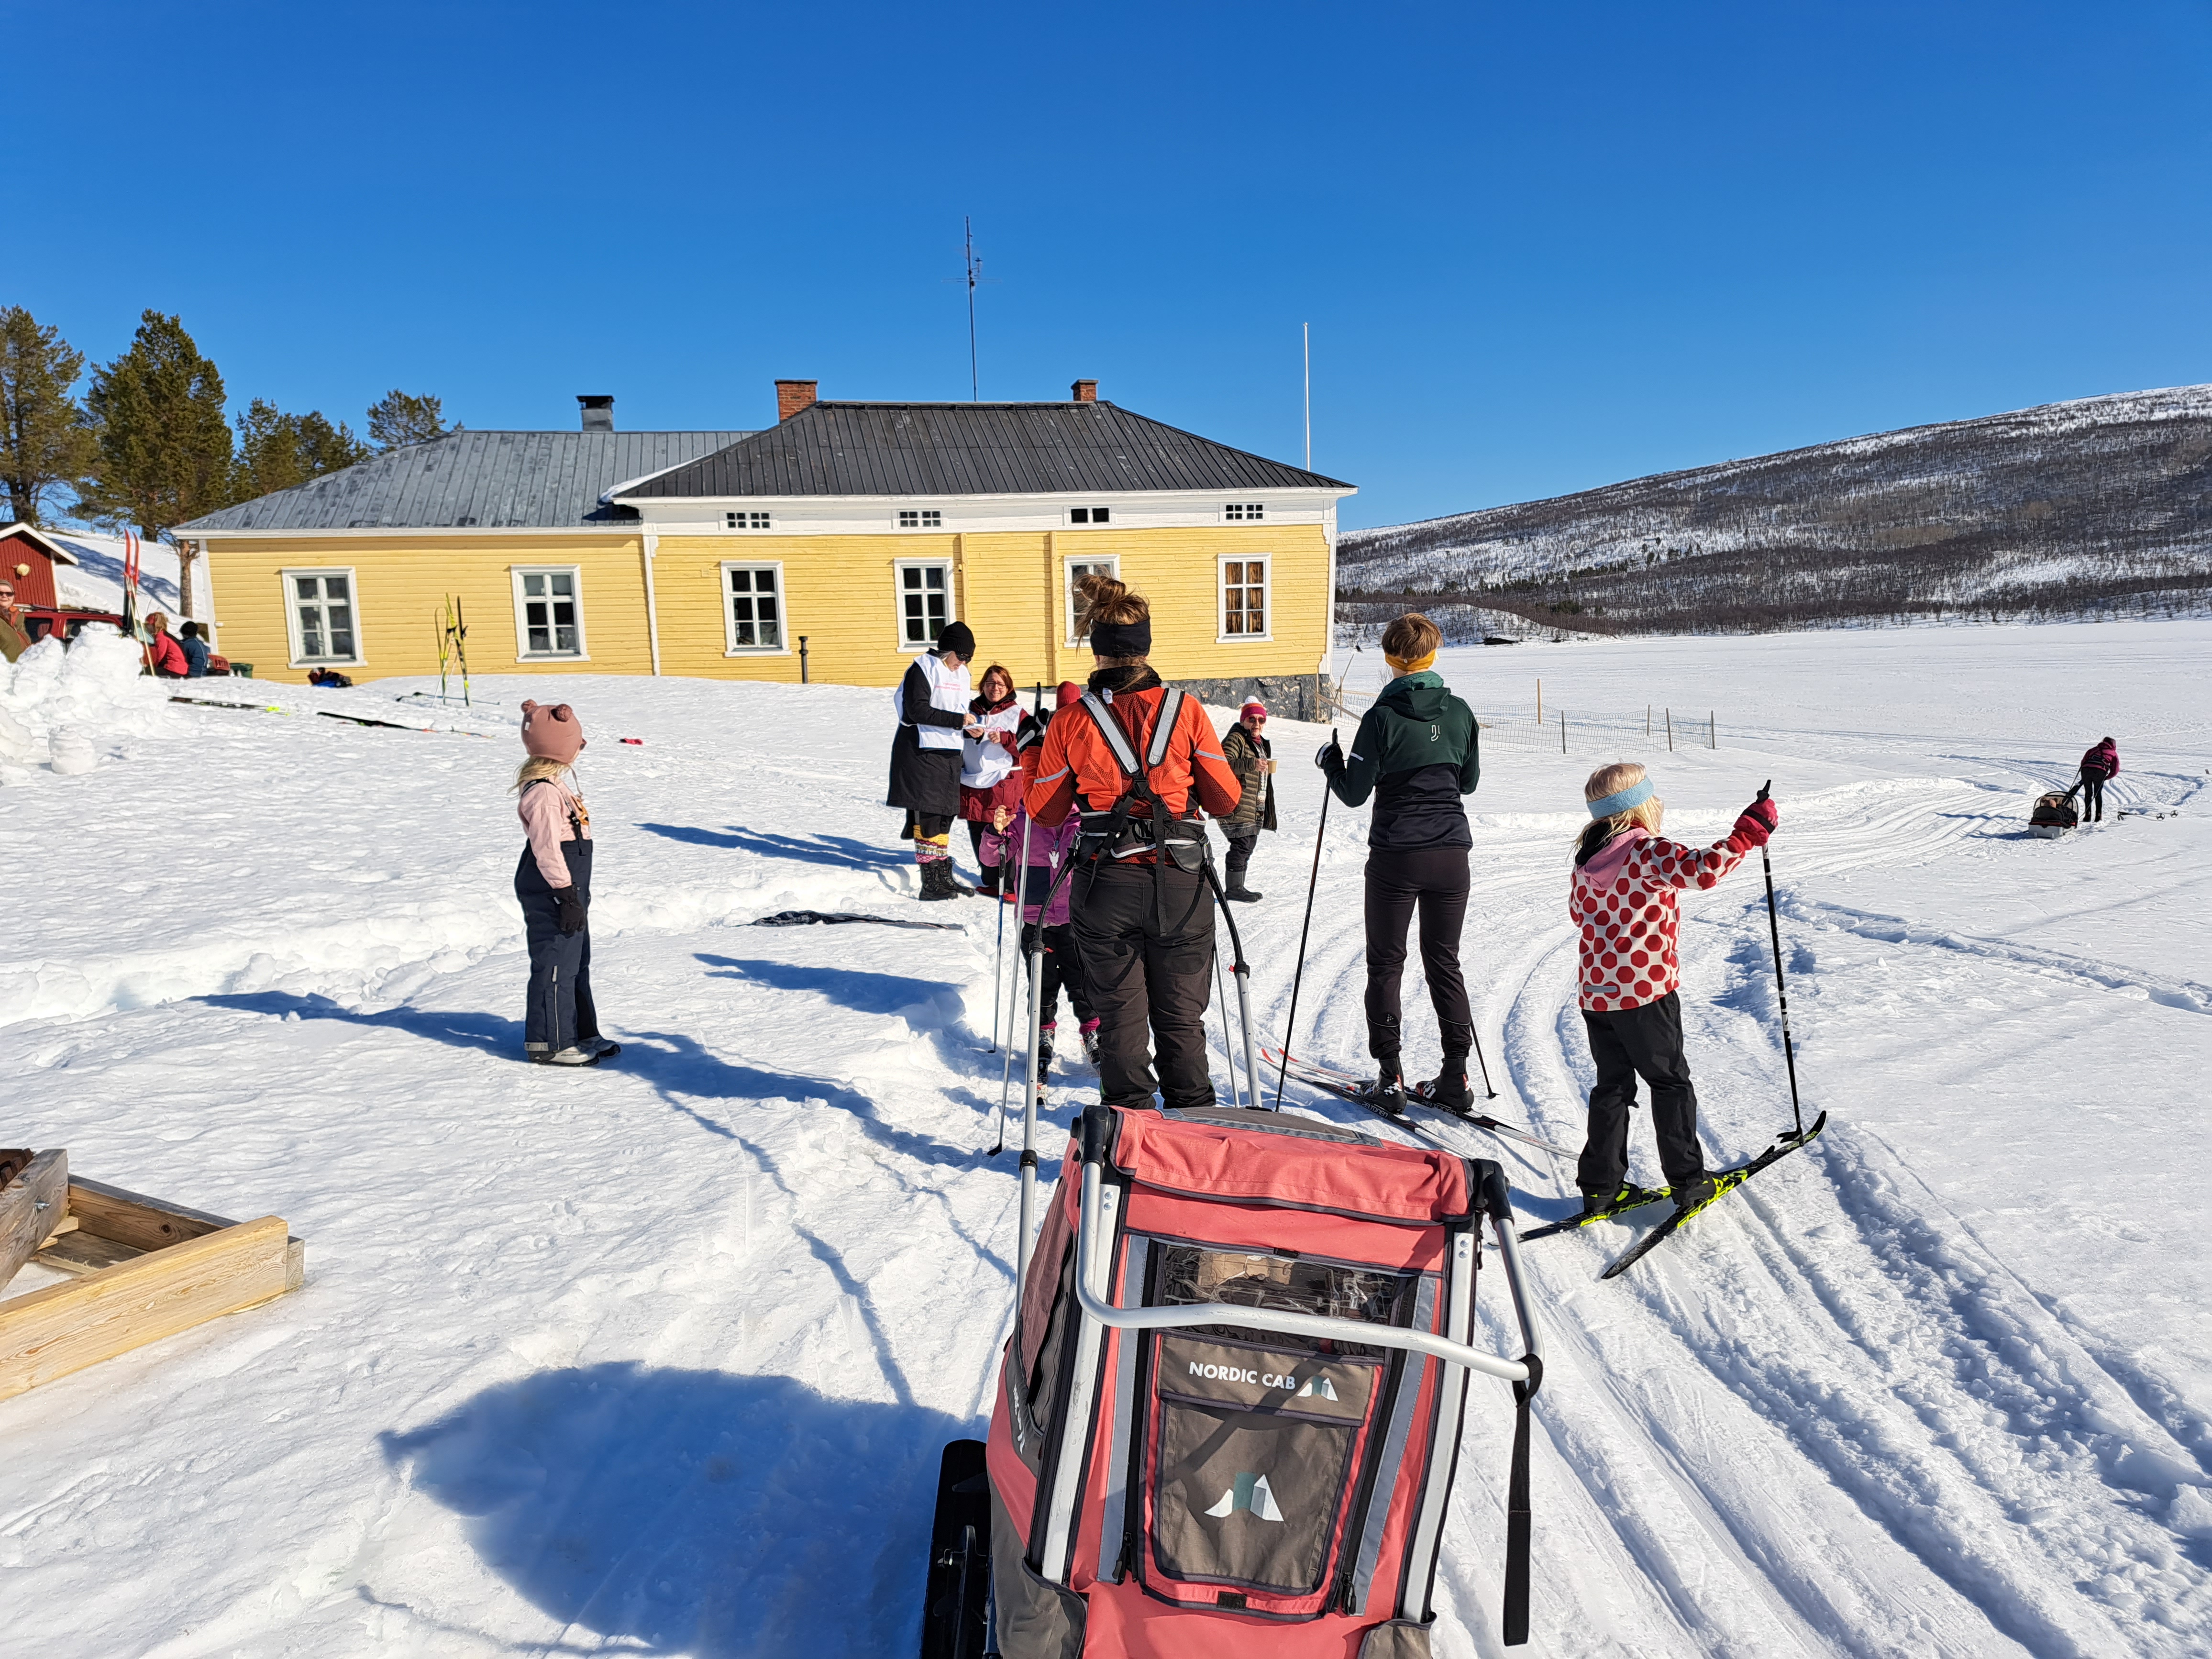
[1381,612,1441,663]
[1075,571,1150,664]
[146,611,170,633]
[1574,761,1662,859]
[513,755,576,794]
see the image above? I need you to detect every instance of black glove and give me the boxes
[557,885,588,934]
[1315,737,1344,773]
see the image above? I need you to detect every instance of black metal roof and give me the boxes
[177,429,754,532]
[615,401,1352,499]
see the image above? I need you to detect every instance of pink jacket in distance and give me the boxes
[1006,807,1081,927]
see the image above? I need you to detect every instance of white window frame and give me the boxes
[1223,502,1266,522]
[509,564,590,662]
[1063,553,1121,646]
[720,559,790,656]
[1217,553,1272,643]
[897,508,944,529]
[893,558,956,650]
[725,510,771,530]
[281,566,365,667]
[1067,506,1113,525]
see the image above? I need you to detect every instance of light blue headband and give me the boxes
[1586,777,1654,819]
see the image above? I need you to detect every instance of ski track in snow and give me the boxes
[3,619,2210,1657]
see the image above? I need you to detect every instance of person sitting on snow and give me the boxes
[178,621,211,678]
[2077,736,2119,823]
[144,612,188,678]
[1569,761,1779,1222]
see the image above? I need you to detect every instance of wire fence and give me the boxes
[1324,683,1721,754]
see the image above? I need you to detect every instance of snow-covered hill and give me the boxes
[1341,386,2212,633]
[4,626,2211,1654]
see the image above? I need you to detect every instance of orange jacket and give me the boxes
[1024,686,1242,839]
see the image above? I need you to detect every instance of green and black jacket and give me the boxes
[1324,670,1480,851]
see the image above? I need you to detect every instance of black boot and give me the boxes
[918,860,960,901]
[980,863,1002,898]
[1225,884,1262,902]
[1416,1065,1473,1113]
[1367,1058,1406,1116]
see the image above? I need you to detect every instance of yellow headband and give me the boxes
[1384,649,1437,674]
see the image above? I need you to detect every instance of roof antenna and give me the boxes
[946,217,999,400]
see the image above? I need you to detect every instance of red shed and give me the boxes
[0,523,80,609]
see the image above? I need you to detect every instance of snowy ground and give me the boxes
[4,620,2209,1657]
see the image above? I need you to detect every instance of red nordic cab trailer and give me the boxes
[921,1102,1544,1658]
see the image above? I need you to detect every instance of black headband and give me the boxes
[1090,617,1151,658]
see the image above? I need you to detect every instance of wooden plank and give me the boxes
[66,1175,235,1250]
[0,1149,33,1187]
[0,1150,68,1292]
[31,1230,143,1279]
[0,1216,294,1402]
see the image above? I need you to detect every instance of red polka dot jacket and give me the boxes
[1571,825,1757,1012]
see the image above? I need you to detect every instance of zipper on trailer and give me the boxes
[1330,1345,1404,1614]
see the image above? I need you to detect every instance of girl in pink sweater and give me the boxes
[1570,762,1777,1217]
[515,700,617,1066]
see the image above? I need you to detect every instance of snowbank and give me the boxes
[0,625,174,782]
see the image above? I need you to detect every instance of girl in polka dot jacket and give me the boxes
[1570,762,1780,1218]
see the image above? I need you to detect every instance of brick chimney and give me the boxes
[776,379,819,421]
[577,395,615,431]
[1071,379,1098,403]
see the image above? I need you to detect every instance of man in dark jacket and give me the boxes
[888,621,983,899]
[1320,614,1481,1111]
[1216,700,1276,901]
[2078,736,2119,822]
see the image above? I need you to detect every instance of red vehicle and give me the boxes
[19,604,126,646]
[921,1101,1545,1657]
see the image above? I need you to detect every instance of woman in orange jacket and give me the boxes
[1023,574,1242,1110]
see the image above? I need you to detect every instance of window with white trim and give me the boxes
[897,509,943,528]
[726,510,771,530]
[512,567,586,658]
[285,568,362,665]
[722,562,785,653]
[1224,502,1265,521]
[1067,506,1112,524]
[1064,555,1119,645]
[896,560,954,646]
[1219,555,1270,641]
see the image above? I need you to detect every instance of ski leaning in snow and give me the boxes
[1263,1046,1576,1158]
[1597,1114,1828,1278]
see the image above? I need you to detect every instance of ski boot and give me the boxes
[1038,1021,1058,1071]
[584,1036,622,1061]
[1080,1019,1102,1067]
[1225,885,1262,903]
[979,863,1002,899]
[1413,1065,1473,1114]
[1670,1175,1718,1218]
[534,1045,602,1067]
[1365,1060,1407,1117]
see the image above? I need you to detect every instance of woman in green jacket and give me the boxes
[1319,614,1480,1112]
[1216,699,1276,900]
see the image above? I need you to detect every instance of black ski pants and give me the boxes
[2080,772,2105,821]
[1022,920,1095,1030]
[1072,859,1215,1111]
[1577,991,1706,1194]
[516,840,601,1056]
[1362,845,1472,1065]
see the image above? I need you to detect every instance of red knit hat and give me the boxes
[520,700,586,763]
[1241,700,1269,720]
[1055,680,1084,709]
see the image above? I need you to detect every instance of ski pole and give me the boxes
[990,839,1008,1054]
[1014,852,1084,1279]
[1469,1028,1499,1101]
[1276,729,1337,1109]
[1213,926,1241,1109]
[1753,780,1804,1141]
[1201,853,1265,1112]
[994,808,1038,1150]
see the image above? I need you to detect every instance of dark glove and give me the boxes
[557,885,588,934]
[1731,796,1779,848]
[1315,737,1343,774]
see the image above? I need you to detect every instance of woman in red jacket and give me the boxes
[144,612,188,678]
[1024,574,1242,1111]
[2078,736,2120,822]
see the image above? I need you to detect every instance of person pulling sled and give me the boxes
[2078,735,2120,822]
[1318,613,1482,1114]
[1024,574,1241,1112]
[514,700,619,1066]
[1569,762,1777,1219]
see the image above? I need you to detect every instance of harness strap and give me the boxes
[1504,1351,1543,1647]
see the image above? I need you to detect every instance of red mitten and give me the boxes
[1730,797,1779,849]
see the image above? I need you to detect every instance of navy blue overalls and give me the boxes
[516,781,601,1056]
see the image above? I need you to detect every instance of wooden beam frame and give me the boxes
[0,1155,306,1402]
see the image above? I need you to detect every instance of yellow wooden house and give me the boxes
[179,380,1357,715]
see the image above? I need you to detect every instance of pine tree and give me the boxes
[367,389,450,450]
[76,311,237,620]
[0,306,100,526]
[233,398,370,498]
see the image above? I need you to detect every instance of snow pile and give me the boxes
[0,625,175,780]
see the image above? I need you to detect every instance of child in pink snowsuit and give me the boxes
[1006,682,1098,1073]
[1570,762,1777,1217]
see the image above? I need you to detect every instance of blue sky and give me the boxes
[13,1,2212,529]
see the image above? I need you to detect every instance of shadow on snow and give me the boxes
[637,824,912,873]
[380,1364,962,1657]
